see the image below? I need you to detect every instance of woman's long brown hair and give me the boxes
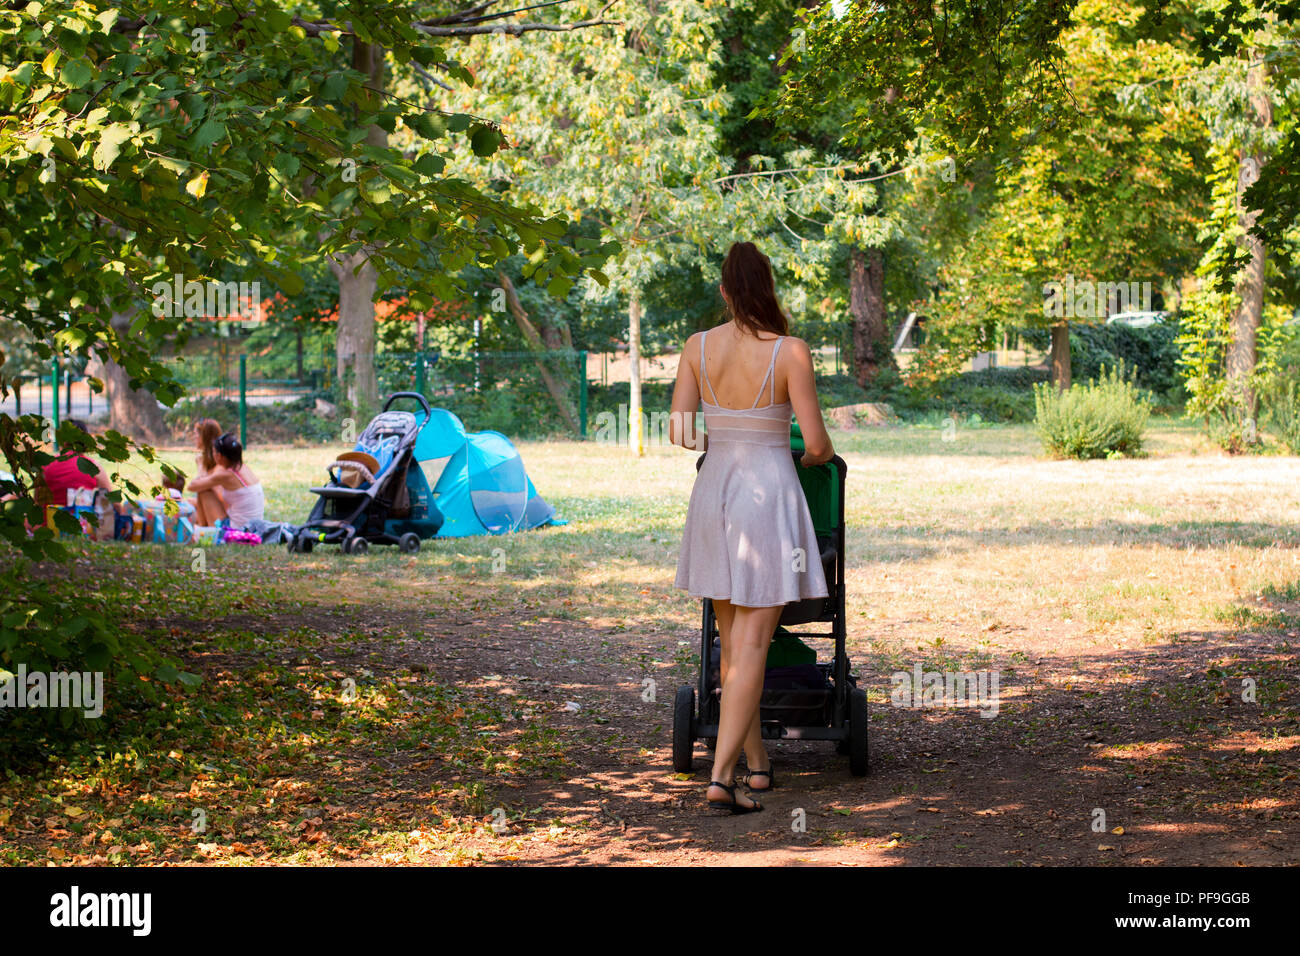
[720,241,790,337]
[196,418,222,472]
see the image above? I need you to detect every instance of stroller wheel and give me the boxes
[398,532,421,554]
[344,536,369,556]
[848,687,869,776]
[672,686,696,773]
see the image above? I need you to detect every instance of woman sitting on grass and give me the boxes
[187,432,265,530]
[188,418,224,525]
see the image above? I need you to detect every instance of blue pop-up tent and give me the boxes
[412,408,562,537]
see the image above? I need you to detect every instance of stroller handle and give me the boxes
[383,391,433,426]
[694,450,847,477]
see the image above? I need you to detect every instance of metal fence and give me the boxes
[10,347,598,446]
[161,348,591,446]
[377,349,589,439]
[0,361,101,423]
[7,338,852,450]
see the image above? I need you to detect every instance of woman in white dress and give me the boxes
[670,242,834,814]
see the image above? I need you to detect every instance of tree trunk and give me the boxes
[1050,322,1071,390]
[628,290,644,456]
[328,251,379,413]
[93,309,168,443]
[1227,59,1272,433]
[849,247,895,387]
[327,37,387,415]
[497,271,581,434]
[539,316,572,350]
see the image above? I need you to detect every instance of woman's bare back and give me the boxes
[694,323,791,409]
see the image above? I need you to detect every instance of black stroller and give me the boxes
[288,392,443,555]
[672,434,867,775]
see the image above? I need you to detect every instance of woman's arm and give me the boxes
[669,333,707,452]
[785,338,834,467]
[187,468,231,493]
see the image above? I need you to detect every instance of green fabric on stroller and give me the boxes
[789,421,840,539]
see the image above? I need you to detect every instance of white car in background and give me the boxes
[1106,311,1169,328]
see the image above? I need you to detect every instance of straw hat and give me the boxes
[334,450,380,488]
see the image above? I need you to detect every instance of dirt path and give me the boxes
[347,602,1299,866]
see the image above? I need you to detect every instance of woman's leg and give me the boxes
[194,490,226,525]
[708,603,783,809]
[712,600,767,776]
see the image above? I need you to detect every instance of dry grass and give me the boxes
[131,416,1300,653]
[125,415,1300,682]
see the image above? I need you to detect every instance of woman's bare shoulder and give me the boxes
[680,331,701,363]
[690,322,731,341]
[780,335,813,358]
[682,327,722,359]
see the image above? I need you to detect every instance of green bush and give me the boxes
[813,372,879,410]
[1033,363,1151,459]
[1263,379,1300,455]
[1022,323,1185,409]
[1255,322,1300,454]
[901,367,1048,423]
[165,395,343,446]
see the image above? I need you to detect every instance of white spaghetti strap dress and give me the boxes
[674,329,829,608]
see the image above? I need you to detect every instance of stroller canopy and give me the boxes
[353,410,421,481]
[414,408,558,537]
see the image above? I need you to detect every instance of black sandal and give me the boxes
[743,766,776,791]
[707,780,763,815]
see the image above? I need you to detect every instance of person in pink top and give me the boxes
[187,432,265,530]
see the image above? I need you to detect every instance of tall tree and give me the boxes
[0,1,611,451]
[790,0,1209,389]
[723,0,904,387]
[445,0,734,455]
[1176,4,1295,446]
[309,1,620,412]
